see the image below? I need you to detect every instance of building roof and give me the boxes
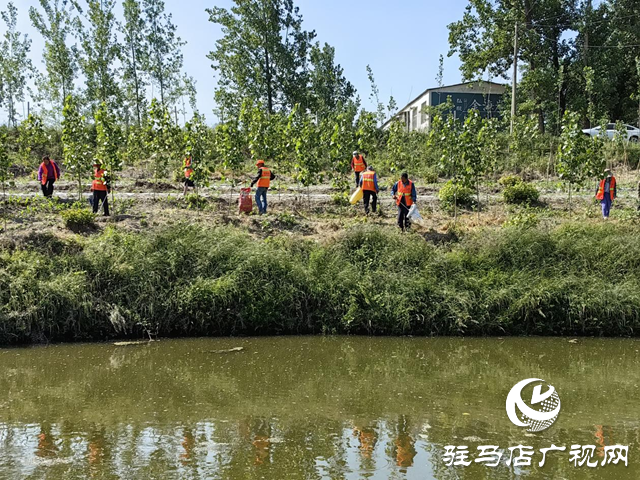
[382,80,507,129]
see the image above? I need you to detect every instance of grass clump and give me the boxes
[503,181,540,205]
[438,180,475,210]
[60,206,96,231]
[498,175,522,188]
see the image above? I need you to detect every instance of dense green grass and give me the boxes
[1,222,639,344]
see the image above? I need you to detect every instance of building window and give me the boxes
[412,108,417,131]
[421,102,427,124]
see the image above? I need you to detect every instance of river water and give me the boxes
[0,337,638,479]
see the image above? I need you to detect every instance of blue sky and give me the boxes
[7,0,474,122]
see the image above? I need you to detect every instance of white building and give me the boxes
[382,80,507,132]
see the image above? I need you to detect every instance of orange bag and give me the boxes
[238,188,252,214]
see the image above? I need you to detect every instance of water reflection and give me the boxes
[0,336,638,479]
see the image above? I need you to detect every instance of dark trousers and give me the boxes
[255,187,268,214]
[92,190,110,216]
[41,179,55,197]
[363,190,377,214]
[354,171,362,187]
[397,203,411,231]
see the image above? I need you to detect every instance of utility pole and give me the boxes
[510,22,519,135]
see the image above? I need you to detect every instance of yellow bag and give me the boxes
[349,187,364,204]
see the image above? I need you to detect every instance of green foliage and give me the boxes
[183,112,212,188]
[503,181,540,205]
[62,94,92,199]
[213,120,245,174]
[0,2,34,126]
[60,205,95,230]
[438,180,474,210]
[17,114,47,166]
[121,0,148,126]
[556,111,605,211]
[4,223,640,344]
[503,211,540,229]
[95,102,122,206]
[498,175,522,188]
[144,98,181,185]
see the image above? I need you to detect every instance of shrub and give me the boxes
[421,166,439,184]
[503,181,540,205]
[498,175,522,188]
[438,180,475,210]
[503,211,540,229]
[184,193,208,210]
[61,207,96,230]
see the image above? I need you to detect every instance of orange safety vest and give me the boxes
[361,170,376,192]
[257,167,271,188]
[396,179,414,207]
[353,155,366,173]
[596,177,616,201]
[40,161,59,185]
[92,169,108,191]
[184,157,194,179]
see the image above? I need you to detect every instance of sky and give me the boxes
[5,0,474,123]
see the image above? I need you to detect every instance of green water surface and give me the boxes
[0,336,638,479]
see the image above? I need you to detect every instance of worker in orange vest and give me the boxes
[91,161,110,216]
[351,151,367,187]
[595,168,616,219]
[359,166,379,215]
[183,156,195,195]
[250,159,276,214]
[392,173,417,231]
[37,155,61,197]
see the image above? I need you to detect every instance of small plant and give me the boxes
[503,181,540,205]
[503,211,540,229]
[498,175,522,188]
[184,193,208,210]
[61,207,96,231]
[438,180,475,210]
[421,166,439,184]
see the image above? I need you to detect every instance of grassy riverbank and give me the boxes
[1,221,640,345]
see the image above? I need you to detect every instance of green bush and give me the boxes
[503,181,540,205]
[503,211,540,229]
[438,180,475,210]
[421,166,439,184]
[61,208,96,230]
[498,175,522,188]
[184,193,208,210]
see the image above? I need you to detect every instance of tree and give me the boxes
[0,129,10,231]
[308,43,355,118]
[448,0,577,133]
[142,0,185,107]
[0,2,34,127]
[121,0,148,127]
[95,101,122,209]
[183,112,212,194]
[17,114,47,166]
[144,98,180,189]
[62,95,92,200]
[556,110,604,214]
[72,0,121,110]
[29,0,79,113]
[459,109,486,213]
[366,65,386,127]
[207,0,316,116]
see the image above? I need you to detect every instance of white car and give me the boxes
[582,123,640,142]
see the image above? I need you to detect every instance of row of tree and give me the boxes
[0,0,189,127]
[449,0,640,133]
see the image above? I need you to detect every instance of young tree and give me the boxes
[366,65,386,127]
[17,114,47,167]
[142,0,185,107]
[62,95,92,200]
[29,0,79,113]
[95,101,122,208]
[72,0,122,110]
[144,98,180,189]
[207,0,316,116]
[308,43,355,118]
[459,109,486,213]
[0,2,34,127]
[121,0,148,127]
[0,129,10,231]
[556,110,604,214]
[183,112,212,194]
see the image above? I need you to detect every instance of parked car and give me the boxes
[582,123,640,142]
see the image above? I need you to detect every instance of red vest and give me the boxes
[396,180,413,207]
[352,155,366,173]
[361,171,376,192]
[596,177,615,201]
[40,161,59,185]
[92,169,108,191]
[257,167,271,188]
